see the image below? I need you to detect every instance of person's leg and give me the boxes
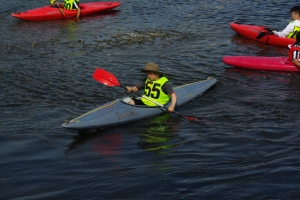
[123,97,145,105]
[123,97,134,104]
[129,100,135,105]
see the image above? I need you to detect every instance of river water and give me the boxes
[1,0,300,199]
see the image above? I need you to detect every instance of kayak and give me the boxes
[223,55,300,72]
[62,77,217,130]
[11,2,121,21]
[230,22,295,47]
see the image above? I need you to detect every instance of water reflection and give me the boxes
[65,113,185,156]
[11,10,120,44]
[137,114,183,155]
[224,67,297,82]
[65,128,105,153]
[63,19,78,43]
[223,68,300,126]
[79,10,120,23]
[230,34,288,56]
[92,133,122,162]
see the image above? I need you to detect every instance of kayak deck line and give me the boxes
[174,77,215,89]
[65,97,166,124]
[66,99,119,124]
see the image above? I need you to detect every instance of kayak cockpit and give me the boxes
[121,96,168,108]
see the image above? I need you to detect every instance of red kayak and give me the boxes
[11,2,121,21]
[223,55,300,72]
[230,22,295,47]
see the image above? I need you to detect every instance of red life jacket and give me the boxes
[288,45,300,62]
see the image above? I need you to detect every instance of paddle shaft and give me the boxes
[56,3,65,17]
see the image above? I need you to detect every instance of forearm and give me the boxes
[168,93,177,112]
[171,93,177,107]
[77,8,80,18]
[273,23,294,38]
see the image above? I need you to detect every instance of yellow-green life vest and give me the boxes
[287,21,300,38]
[141,77,170,106]
[64,0,79,10]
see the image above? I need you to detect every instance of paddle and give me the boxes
[92,68,201,121]
[50,2,65,17]
[56,4,65,17]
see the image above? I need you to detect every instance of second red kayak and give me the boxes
[230,22,295,47]
[11,2,121,21]
[223,56,300,72]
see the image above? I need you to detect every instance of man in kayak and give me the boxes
[272,6,300,38]
[126,63,177,112]
[50,0,81,18]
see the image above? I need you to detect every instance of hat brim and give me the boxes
[140,69,163,74]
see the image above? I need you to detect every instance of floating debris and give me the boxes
[94,30,183,47]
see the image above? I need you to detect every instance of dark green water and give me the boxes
[1,0,300,199]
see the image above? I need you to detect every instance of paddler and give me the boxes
[126,63,177,112]
[272,6,300,38]
[50,0,81,18]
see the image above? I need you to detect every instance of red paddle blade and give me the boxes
[92,68,120,87]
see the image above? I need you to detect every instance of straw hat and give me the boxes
[140,63,163,74]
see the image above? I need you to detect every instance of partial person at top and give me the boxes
[272,6,300,38]
[50,0,81,18]
[288,32,300,68]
